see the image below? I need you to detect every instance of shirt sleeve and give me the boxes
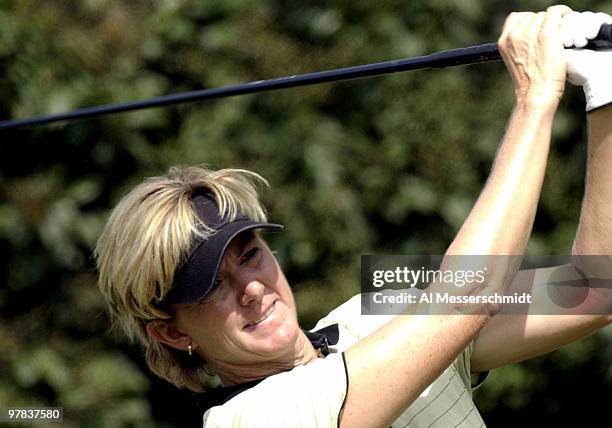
[453,339,489,393]
[312,293,398,340]
[202,353,348,428]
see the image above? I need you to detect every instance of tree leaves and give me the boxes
[1,0,610,426]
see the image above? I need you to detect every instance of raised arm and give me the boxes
[568,98,612,316]
[339,7,571,428]
[566,11,612,285]
[574,106,612,264]
[471,12,612,373]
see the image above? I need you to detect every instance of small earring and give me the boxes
[187,344,193,356]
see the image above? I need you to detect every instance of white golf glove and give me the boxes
[562,11,612,112]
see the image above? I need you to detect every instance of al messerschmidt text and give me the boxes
[372,291,532,305]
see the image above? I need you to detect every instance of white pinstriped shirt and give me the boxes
[315,293,487,428]
[202,293,487,427]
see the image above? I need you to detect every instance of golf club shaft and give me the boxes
[0,44,500,130]
[1,24,611,130]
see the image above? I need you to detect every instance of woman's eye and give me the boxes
[198,279,223,305]
[213,270,229,288]
[241,247,259,264]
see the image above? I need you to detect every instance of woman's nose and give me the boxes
[240,280,265,306]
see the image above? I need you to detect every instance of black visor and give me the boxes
[162,191,283,305]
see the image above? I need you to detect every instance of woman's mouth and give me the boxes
[244,301,276,329]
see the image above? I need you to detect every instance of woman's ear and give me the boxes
[146,320,193,352]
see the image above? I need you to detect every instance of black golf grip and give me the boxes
[586,23,612,49]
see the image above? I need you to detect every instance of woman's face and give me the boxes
[172,231,302,369]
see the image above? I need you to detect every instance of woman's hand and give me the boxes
[498,5,572,107]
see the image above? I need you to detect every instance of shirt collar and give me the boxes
[197,323,340,412]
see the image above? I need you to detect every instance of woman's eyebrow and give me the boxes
[238,232,256,253]
[229,231,255,258]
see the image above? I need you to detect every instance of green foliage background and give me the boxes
[1,0,610,426]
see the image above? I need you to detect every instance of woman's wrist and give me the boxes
[514,92,560,118]
[514,83,563,110]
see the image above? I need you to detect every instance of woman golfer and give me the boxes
[95,6,612,427]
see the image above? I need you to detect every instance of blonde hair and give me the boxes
[94,165,270,391]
